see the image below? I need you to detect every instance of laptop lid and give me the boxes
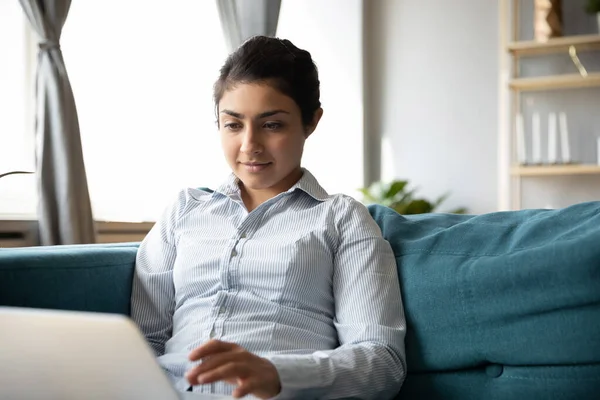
[0,306,181,400]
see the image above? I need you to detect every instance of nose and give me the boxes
[239,126,263,155]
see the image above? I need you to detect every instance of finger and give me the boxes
[232,378,260,399]
[188,339,238,361]
[185,352,249,384]
[196,362,250,385]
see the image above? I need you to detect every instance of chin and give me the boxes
[236,172,275,190]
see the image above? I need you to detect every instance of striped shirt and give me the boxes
[130,169,406,399]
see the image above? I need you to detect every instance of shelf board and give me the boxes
[511,164,600,177]
[509,72,600,91]
[507,34,600,56]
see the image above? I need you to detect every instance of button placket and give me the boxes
[232,213,262,288]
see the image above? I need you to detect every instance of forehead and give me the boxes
[218,83,298,115]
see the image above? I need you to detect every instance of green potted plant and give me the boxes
[586,0,600,31]
[359,179,467,215]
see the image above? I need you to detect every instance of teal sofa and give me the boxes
[2,202,600,399]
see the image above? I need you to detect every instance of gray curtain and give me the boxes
[18,0,96,245]
[216,0,282,52]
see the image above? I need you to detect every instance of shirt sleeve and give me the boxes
[265,198,407,400]
[130,190,187,357]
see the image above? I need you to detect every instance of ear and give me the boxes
[305,108,323,138]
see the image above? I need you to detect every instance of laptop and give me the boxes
[0,306,237,400]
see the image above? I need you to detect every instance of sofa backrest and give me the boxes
[0,243,139,315]
[368,201,600,399]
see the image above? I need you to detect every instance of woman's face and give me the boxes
[218,82,320,196]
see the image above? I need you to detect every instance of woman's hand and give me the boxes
[185,339,281,399]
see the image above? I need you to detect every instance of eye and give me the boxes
[223,122,242,131]
[263,122,282,131]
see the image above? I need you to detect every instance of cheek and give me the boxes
[220,136,238,158]
[271,135,305,158]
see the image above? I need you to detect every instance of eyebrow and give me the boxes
[220,109,290,119]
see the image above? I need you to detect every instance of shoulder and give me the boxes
[159,187,215,226]
[327,193,372,217]
[328,193,366,213]
[144,186,225,246]
[327,194,383,237]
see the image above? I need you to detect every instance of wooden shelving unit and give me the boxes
[511,164,600,176]
[507,34,600,56]
[499,0,600,211]
[509,72,600,91]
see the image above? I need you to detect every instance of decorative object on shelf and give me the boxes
[569,46,589,77]
[558,112,572,164]
[585,0,600,32]
[515,112,574,166]
[516,113,527,165]
[534,0,563,42]
[532,112,542,164]
[359,180,467,215]
[548,112,558,164]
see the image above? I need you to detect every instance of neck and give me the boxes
[240,168,304,211]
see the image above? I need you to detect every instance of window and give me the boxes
[62,0,230,222]
[0,1,36,219]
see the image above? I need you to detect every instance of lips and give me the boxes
[241,162,272,173]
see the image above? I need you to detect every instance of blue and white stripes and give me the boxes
[130,169,406,399]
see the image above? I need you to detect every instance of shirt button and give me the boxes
[209,327,216,339]
[218,307,227,315]
[231,249,237,257]
[240,232,247,239]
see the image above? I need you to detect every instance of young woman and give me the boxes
[131,36,406,400]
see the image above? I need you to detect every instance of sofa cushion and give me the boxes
[399,363,600,400]
[0,244,138,315]
[368,201,600,373]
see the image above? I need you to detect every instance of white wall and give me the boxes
[366,0,500,214]
[278,0,364,198]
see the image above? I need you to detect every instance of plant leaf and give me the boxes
[394,188,417,206]
[433,193,450,209]
[358,188,377,204]
[384,180,409,200]
[402,199,434,215]
[360,179,468,215]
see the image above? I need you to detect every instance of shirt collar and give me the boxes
[214,168,329,202]
[214,173,241,197]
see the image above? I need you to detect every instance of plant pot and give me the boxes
[534,0,562,42]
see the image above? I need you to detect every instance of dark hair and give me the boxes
[213,36,321,127]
